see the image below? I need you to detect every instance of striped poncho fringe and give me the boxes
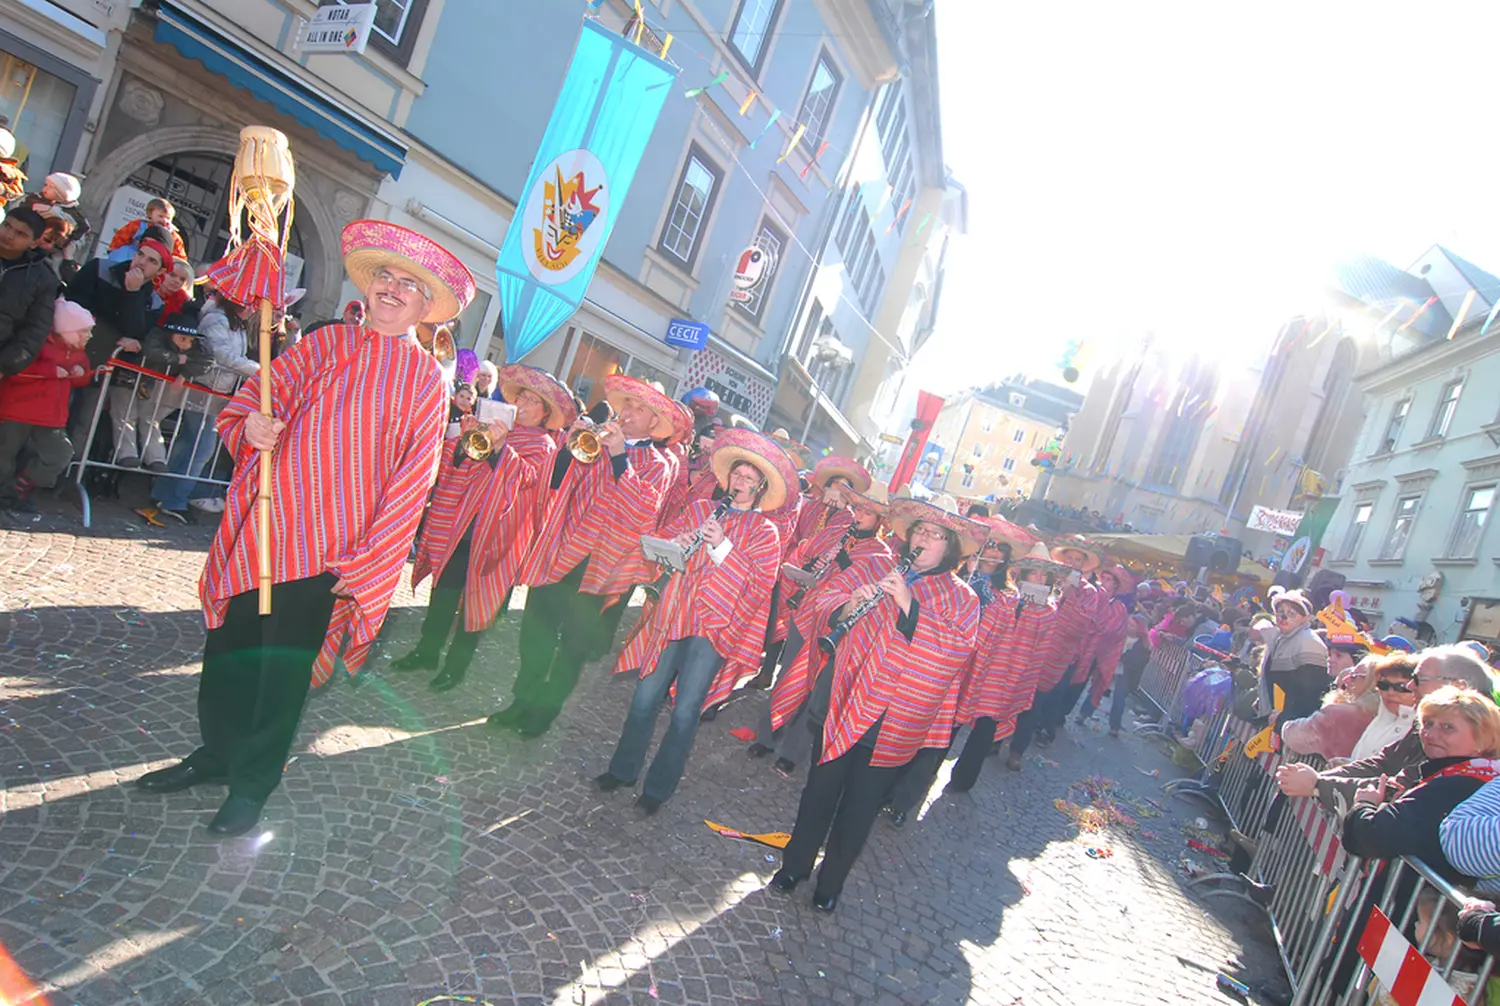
[411,424,556,631]
[768,533,892,731]
[199,324,446,686]
[519,441,676,602]
[956,592,1060,738]
[1084,596,1132,705]
[612,500,780,710]
[820,568,980,768]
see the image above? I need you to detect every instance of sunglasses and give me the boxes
[1375,680,1413,694]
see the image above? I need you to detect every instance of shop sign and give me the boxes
[682,348,772,426]
[728,243,777,304]
[879,432,904,445]
[664,318,709,350]
[303,3,378,55]
[51,0,129,31]
[1248,505,1304,537]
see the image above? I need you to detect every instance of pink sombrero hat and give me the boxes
[847,479,891,515]
[709,428,796,512]
[887,495,986,558]
[766,432,812,472]
[602,374,675,440]
[496,364,577,431]
[973,515,1038,559]
[340,219,476,326]
[811,454,872,493]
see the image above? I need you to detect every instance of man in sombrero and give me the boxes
[597,429,792,814]
[389,365,576,692]
[490,374,677,738]
[792,454,869,544]
[134,219,475,836]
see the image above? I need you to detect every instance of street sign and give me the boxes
[302,3,377,55]
[665,318,710,350]
[879,432,904,445]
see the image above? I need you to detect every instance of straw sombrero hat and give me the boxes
[887,496,986,558]
[973,515,1038,559]
[602,374,676,440]
[766,432,812,471]
[1050,534,1104,574]
[1013,540,1077,578]
[709,428,796,512]
[497,364,577,431]
[847,480,891,514]
[340,219,476,326]
[810,455,872,493]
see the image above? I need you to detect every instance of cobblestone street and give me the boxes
[0,500,1281,1005]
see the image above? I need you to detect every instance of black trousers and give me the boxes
[781,744,903,899]
[1048,678,1090,729]
[1009,674,1071,758]
[415,537,482,670]
[186,573,338,802]
[513,563,599,728]
[886,726,961,813]
[949,716,998,792]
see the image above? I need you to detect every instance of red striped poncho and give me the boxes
[519,441,676,602]
[956,592,1061,738]
[792,495,852,546]
[1085,596,1132,705]
[613,499,780,709]
[768,523,864,645]
[658,465,716,531]
[200,324,446,685]
[763,492,804,559]
[820,567,980,767]
[768,532,892,731]
[410,424,556,631]
[1039,580,1104,691]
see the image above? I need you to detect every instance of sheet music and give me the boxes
[640,535,687,572]
[780,563,817,589]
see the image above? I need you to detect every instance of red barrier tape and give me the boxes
[101,358,234,399]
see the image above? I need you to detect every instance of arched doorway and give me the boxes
[122,150,310,290]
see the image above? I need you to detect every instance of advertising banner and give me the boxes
[888,391,945,494]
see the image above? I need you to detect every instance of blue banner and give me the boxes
[497,19,678,363]
[665,318,709,350]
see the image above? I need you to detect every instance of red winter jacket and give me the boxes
[0,336,90,427]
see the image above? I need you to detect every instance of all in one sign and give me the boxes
[303,3,377,55]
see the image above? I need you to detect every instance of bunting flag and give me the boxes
[799,141,830,178]
[1266,446,1281,465]
[739,90,758,115]
[909,210,932,243]
[884,198,913,233]
[659,33,673,59]
[684,70,729,99]
[496,20,678,363]
[749,108,781,149]
[776,122,806,163]
[1395,295,1438,333]
[1446,288,1476,340]
[1482,295,1500,336]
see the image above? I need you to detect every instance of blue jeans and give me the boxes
[151,409,221,510]
[607,636,723,801]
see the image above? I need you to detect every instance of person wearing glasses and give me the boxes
[1276,644,1499,817]
[133,220,476,837]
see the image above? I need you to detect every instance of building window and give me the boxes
[880,92,908,165]
[733,219,787,320]
[658,146,723,270]
[327,0,429,64]
[835,183,863,249]
[875,81,903,135]
[961,468,975,489]
[971,443,982,459]
[859,257,884,314]
[797,53,841,153]
[1338,501,1374,560]
[1377,398,1410,454]
[1012,428,1025,443]
[1427,379,1464,440]
[982,415,993,433]
[1379,494,1422,560]
[794,300,823,361]
[1447,485,1495,559]
[566,329,674,405]
[1003,457,1016,472]
[727,0,784,75]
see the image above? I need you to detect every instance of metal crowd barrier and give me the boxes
[1135,637,1195,736]
[69,351,243,527]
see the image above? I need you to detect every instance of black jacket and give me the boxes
[140,325,211,382]
[65,259,155,369]
[1340,756,1491,883]
[0,248,60,376]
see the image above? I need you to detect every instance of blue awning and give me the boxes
[153,4,407,178]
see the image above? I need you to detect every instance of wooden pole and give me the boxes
[257,298,274,615]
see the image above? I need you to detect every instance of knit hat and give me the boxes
[137,237,174,271]
[45,173,81,203]
[52,298,94,335]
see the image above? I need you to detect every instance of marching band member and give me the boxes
[135,220,473,835]
[390,365,574,691]
[749,482,893,777]
[597,430,793,813]
[488,375,677,739]
[771,497,981,912]
[1071,565,1135,724]
[947,540,1071,791]
[883,514,1037,824]
[790,454,869,544]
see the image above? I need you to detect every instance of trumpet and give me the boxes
[817,555,916,658]
[567,400,615,464]
[460,426,493,461]
[430,325,457,365]
[785,526,857,610]
[642,495,734,601]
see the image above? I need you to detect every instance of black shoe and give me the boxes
[769,870,805,894]
[595,772,628,792]
[389,647,440,672]
[635,794,662,816]
[428,666,466,692]
[207,795,264,836]
[144,460,169,474]
[485,703,527,729]
[773,758,796,778]
[136,761,226,793]
[812,892,838,913]
[699,704,721,723]
[747,743,773,759]
[742,672,774,692]
[4,496,38,514]
[888,809,908,828]
[1035,727,1056,746]
[518,721,551,740]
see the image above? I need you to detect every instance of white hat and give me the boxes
[45,173,81,203]
[0,129,14,160]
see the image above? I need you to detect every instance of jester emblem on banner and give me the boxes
[526,151,608,280]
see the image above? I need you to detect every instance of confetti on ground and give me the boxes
[1187,838,1231,860]
[1031,755,1060,768]
[1085,846,1114,860]
[728,727,757,742]
[415,997,499,1006]
[1135,766,1160,777]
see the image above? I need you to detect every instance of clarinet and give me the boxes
[816,555,916,657]
[785,526,857,610]
[643,495,734,601]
